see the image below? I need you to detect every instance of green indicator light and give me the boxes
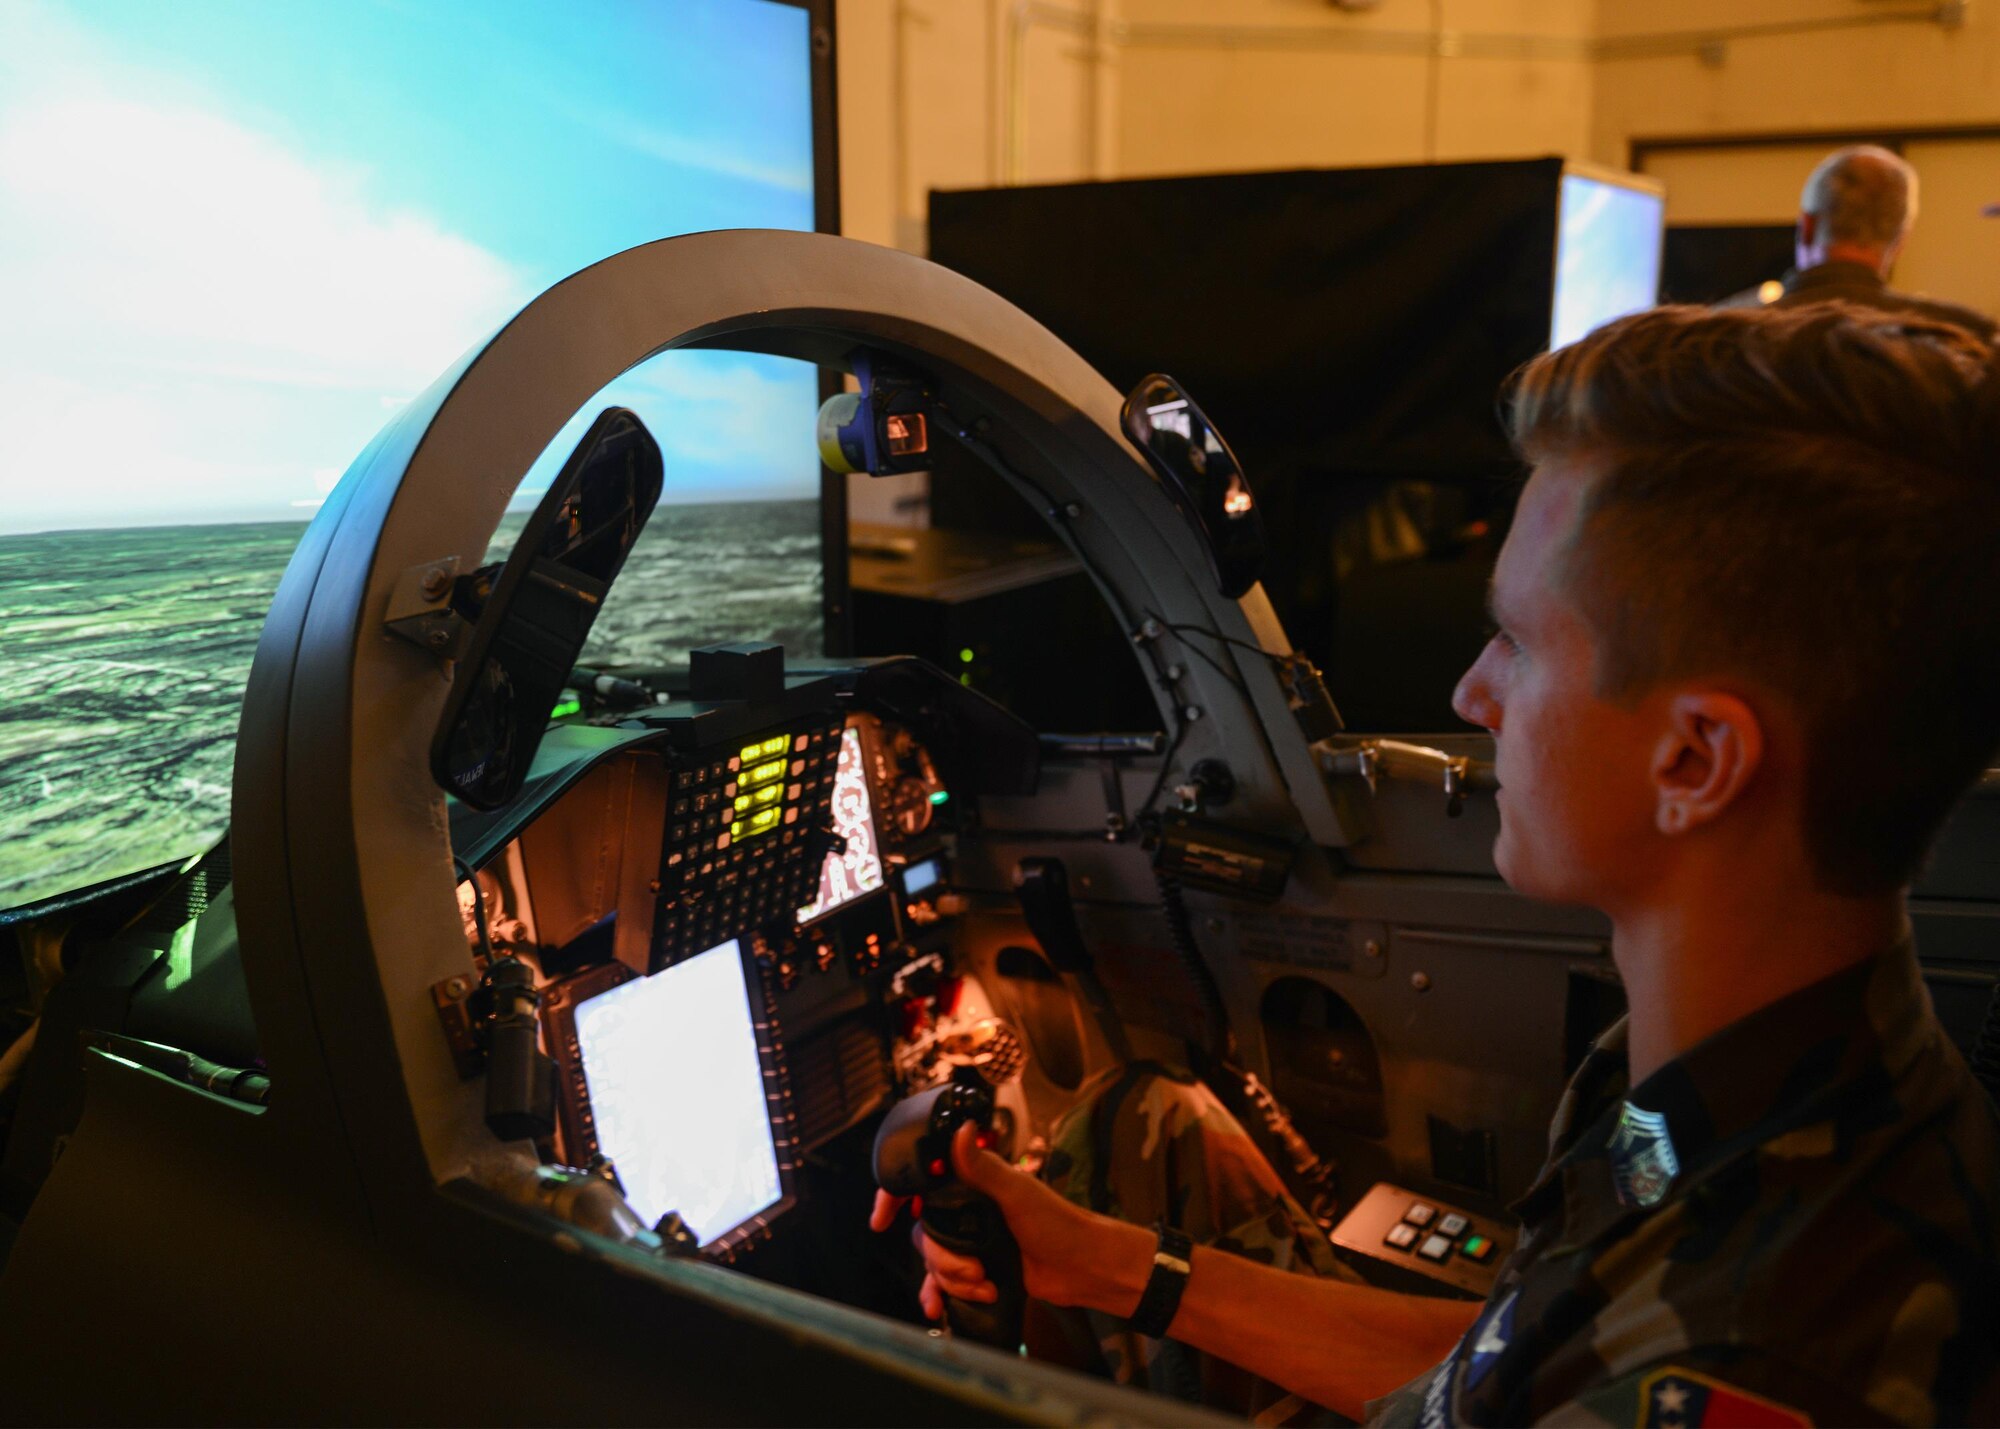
[730,807,783,841]
[1463,1235,1488,1254]
[739,758,786,790]
[958,673,971,687]
[929,790,950,806]
[958,647,975,663]
[550,698,582,720]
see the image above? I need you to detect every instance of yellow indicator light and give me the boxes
[730,806,783,841]
[738,734,790,764]
[739,758,786,790]
[733,783,782,814]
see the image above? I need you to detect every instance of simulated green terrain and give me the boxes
[0,500,822,910]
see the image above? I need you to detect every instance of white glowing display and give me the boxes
[571,940,781,1245]
[797,725,885,923]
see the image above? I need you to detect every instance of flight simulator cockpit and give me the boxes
[9,2,2000,1421]
[4,209,1999,1422]
[0,227,1400,1422]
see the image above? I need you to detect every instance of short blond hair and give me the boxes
[1509,303,2000,893]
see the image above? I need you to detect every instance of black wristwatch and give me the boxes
[1128,1223,1194,1339]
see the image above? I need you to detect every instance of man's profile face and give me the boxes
[1451,456,1663,911]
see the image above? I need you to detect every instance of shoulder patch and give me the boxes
[1637,1368,1811,1428]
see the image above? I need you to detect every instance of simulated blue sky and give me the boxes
[1552,173,1664,350]
[0,0,819,532]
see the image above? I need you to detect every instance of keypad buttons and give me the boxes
[1403,1202,1437,1228]
[1384,1222,1419,1251]
[1459,1235,1495,1264]
[1416,1234,1454,1263]
[1437,1213,1469,1239]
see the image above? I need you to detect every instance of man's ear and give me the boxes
[1650,691,1765,837]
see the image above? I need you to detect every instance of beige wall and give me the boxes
[1111,0,1594,179]
[836,0,1109,257]
[837,1,1999,315]
[837,0,1597,256]
[1591,2,2000,167]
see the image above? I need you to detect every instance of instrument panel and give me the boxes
[653,712,846,969]
[444,697,958,1264]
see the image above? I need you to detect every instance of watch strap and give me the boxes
[1128,1223,1194,1339]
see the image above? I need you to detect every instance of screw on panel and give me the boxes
[1411,971,1432,992]
[1364,940,1383,960]
[419,566,451,600]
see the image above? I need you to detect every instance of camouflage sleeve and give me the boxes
[1032,1062,1353,1423]
[1534,1348,1891,1428]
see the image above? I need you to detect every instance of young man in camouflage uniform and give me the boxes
[876,302,2000,1424]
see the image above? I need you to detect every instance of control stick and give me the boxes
[872,1081,1025,1349]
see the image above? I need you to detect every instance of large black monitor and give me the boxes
[928,159,1615,730]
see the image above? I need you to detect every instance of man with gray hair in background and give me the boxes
[1761,143,1997,337]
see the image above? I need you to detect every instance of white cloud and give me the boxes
[0,20,532,531]
[585,109,813,196]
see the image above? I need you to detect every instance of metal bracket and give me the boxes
[383,555,471,660]
[1323,738,1491,819]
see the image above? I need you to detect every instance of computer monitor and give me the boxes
[566,939,787,1247]
[796,724,885,923]
[1552,166,1666,350]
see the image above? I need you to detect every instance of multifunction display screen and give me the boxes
[571,939,782,1244]
[797,725,884,923]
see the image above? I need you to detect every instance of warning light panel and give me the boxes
[652,717,847,971]
[730,807,783,841]
[739,734,790,764]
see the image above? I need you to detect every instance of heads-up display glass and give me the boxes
[0,0,826,911]
[571,939,783,1244]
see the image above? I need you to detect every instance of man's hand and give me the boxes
[868,1121,1153,1322]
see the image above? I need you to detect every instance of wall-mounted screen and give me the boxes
[798,725,885,923]
[571,939,783,1244]
[1552,171,1665,349]
[0,0,826,911]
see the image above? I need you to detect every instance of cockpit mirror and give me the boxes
[432,407,663,811]
[1120,374,1266,599]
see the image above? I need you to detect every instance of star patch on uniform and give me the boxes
[1637,1367,1810,1428]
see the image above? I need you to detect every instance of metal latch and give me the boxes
[383,555,472,660]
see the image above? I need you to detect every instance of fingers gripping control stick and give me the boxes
[872,1081,1026,1349]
